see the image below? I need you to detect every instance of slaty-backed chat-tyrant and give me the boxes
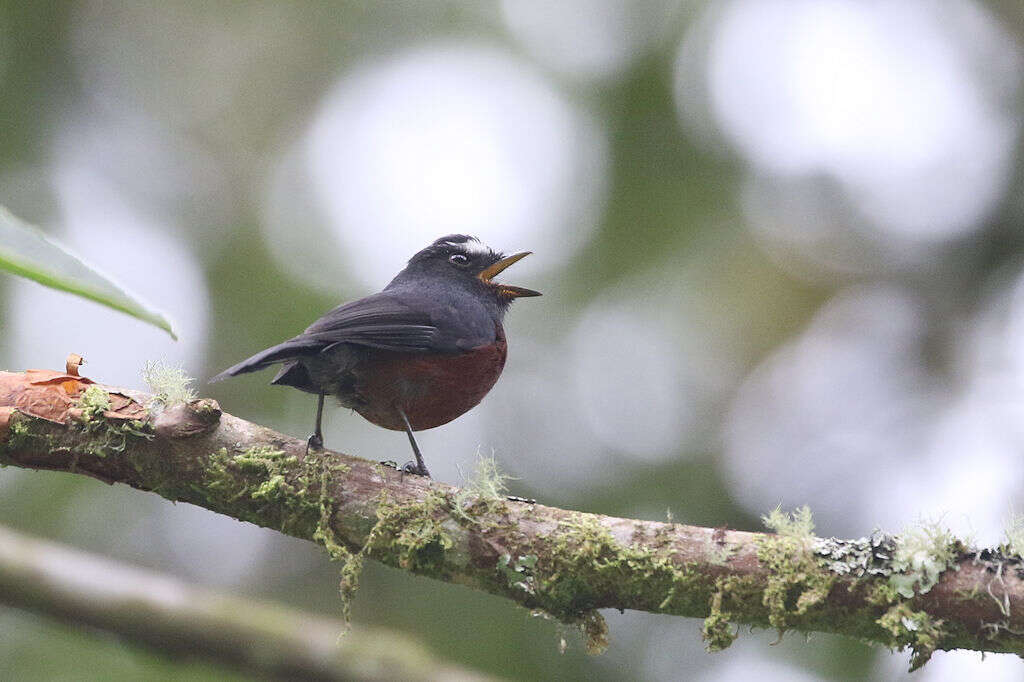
[211,235,540,477]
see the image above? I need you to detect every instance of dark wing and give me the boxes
[300,293,439,352]
[209,292,441,382]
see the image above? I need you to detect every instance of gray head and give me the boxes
[388,235,541,305]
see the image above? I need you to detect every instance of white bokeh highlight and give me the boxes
[570,301,693,462]
[678,0,1020,243]
[302,44,606,288]
[481,263,743,493]
[261,143,354,295]
[723,287,935,536]
[723,283,1024,540]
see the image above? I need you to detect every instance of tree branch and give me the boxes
[2,367,1023,670]
[0,523,491,681]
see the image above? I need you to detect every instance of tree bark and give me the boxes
[2,368,1023,671]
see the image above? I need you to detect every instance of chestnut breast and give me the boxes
[352,327,508,431]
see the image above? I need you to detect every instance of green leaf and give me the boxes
[0,206,177,339]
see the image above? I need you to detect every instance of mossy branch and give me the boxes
[3,371,1024,670]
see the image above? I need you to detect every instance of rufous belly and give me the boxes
[351,340,507,431]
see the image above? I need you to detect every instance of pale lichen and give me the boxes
[813,530,896,578]
[142,359,197,406]
[889,520,959,599]
[454,453,511,523]
[1003,510,1024,560]
[457,453,510,500]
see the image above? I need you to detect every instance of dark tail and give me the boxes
[208,337,319,383]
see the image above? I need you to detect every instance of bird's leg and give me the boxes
[307,393,325,454]
[398,408,430,478]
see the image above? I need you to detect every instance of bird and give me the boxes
[210,235,540,477]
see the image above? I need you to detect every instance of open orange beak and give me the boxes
[477,251,541,299]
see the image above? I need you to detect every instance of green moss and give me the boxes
[762,505,815,539]
[70,389,154,460]
[877,603,945,671]
[812,528,967,672]
[702,587,739,651]
[757,534,835,631]
[251,474,291,500]
[343,501,590,649]
[204,446,349,536]
[367,489,456,576]
[497,512,718,655]
[203,445,361,620]
[312,467,362,622]
[2,419,34,456]
[757,506,834,632]
[530,514,614,614]
[4,387,151,464]
[657,562,708,614]
[868,581,900,606]
[77,385,111,420]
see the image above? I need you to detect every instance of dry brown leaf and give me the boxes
[104,392,148,421]
[66,353,85,376]
[0,364,147,427]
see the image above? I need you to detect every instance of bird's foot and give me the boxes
[400,460,431,478]
[306,433,324,454]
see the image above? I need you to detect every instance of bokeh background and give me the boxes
[2,1,1024,679]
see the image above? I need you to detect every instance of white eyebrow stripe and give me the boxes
[445,239,492,256]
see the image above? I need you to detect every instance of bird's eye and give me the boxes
[449,253,469,266]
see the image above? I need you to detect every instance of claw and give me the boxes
[401,460,431,478]
[306,433,323,454]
